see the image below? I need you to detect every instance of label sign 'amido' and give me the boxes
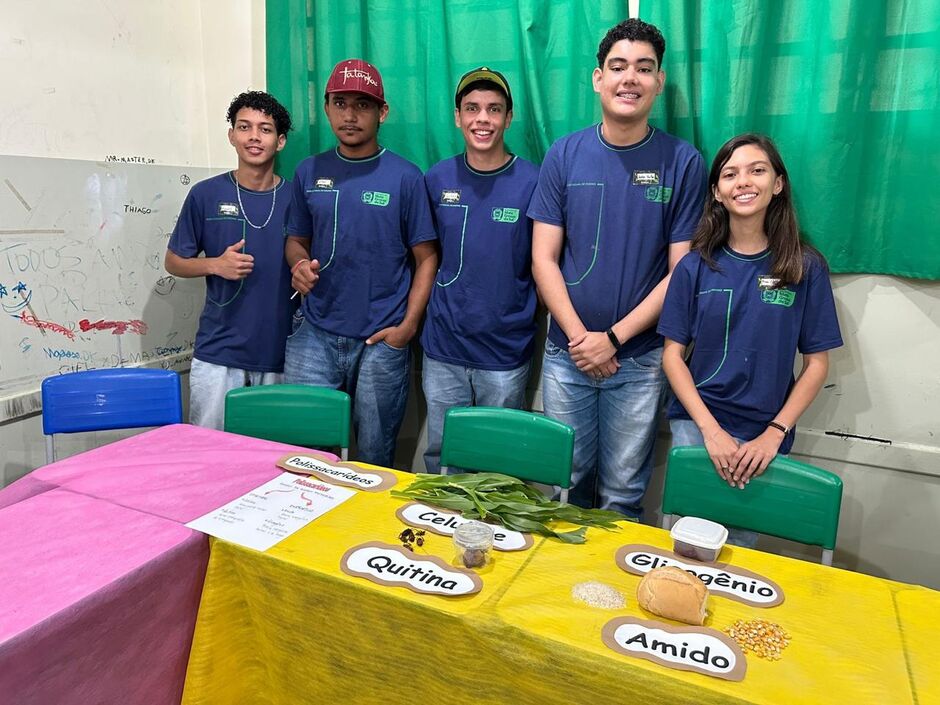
[276,453,398,492]
[602,616,747,682]
[340,542,483,597]
[395,502,534,552]
[615,544,785,607]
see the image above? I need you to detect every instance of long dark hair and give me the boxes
[691,133,821,285]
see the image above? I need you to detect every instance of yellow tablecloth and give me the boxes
[182,466,937,705]
[894,588,940,705]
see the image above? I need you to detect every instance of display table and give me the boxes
[0,425,334,705]
[1,427,935,705]
[0,424,338,523]
[492,521,935,704]
[180,461,938,705]
[181,468,544,705]
[893,589,940,705]
[0,488,207,705]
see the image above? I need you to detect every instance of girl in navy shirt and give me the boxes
[659,134,843,492]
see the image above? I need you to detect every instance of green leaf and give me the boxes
[393,472,627,543]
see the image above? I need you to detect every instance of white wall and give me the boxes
[2,1,938,590]
[0,1,265,482]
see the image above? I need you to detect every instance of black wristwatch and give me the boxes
[606,328,622,351]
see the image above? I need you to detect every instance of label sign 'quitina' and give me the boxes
[340,542,483,597]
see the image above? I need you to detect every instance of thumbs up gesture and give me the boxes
[212,239,254,280]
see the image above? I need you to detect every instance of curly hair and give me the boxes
[226,91,293,135]
[596,18,666,68]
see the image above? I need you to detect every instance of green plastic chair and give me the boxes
[224,384,351,460]
[661,446,843,565]
[440,407,574,502]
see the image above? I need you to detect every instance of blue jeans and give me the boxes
[284,315,410,467]
[541,339,666,519]
[189,358,282,431]
[421,354,531,474]
[669,419,760,548]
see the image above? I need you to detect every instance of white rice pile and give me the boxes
[571,581,626,609]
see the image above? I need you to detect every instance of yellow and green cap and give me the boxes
[454,66,513,111]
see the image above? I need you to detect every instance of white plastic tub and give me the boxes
[670,516,728,563]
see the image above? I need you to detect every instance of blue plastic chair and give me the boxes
[42,369,183,463]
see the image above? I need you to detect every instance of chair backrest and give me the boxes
[42,369,183,462]
[440,407,574,489]
[224,384,351,454]
[662,446,842,551]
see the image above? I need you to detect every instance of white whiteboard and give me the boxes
[0,155,217,420]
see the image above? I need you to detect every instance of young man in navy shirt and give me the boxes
[528,19,707,517]
[166,91,294,430]
[285,59,437,468]
[420,67,540,473]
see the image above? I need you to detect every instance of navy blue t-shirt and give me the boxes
[286,147,436,339]
[421,154,539,370]
[527,125,706,359]
[168,171,293,372]
[658,247,844,453]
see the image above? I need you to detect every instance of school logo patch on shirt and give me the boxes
[361,191,390,207]
[644,186,673,204]
[761,289,795,307]
[315,177,334,189]
[491,207,520,223]
[758,275,795,306]
[441,189,461,204]
[218,202,239,217]
[632,170,660,185]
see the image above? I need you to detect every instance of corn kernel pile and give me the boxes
[724,619,791,660]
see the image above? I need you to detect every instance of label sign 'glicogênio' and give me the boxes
[615,544,785,607]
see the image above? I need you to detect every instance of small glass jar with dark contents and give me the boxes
[453,520,494,569]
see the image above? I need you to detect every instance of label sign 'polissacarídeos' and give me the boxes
[277,453,397,492]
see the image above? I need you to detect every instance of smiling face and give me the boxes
[227,107,286,167]
[592,39,664,125]
[455,88,512,159]
[324,92,388,157]
[713,143,784,220]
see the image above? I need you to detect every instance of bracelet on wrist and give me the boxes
[767,420,791,435]
[291,258,309,275]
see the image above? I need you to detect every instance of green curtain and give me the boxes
[267,0,940,279]
[266,0,627,170]
[644,0,940,279]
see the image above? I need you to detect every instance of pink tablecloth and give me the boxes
[0,424,338,523]
[0,488,208,705]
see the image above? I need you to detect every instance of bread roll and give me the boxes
[636,566,708,625]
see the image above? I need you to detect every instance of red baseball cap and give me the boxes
[324,59,385,104]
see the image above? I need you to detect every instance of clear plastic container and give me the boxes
[453,520,494,569]
[670,516,728,563]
